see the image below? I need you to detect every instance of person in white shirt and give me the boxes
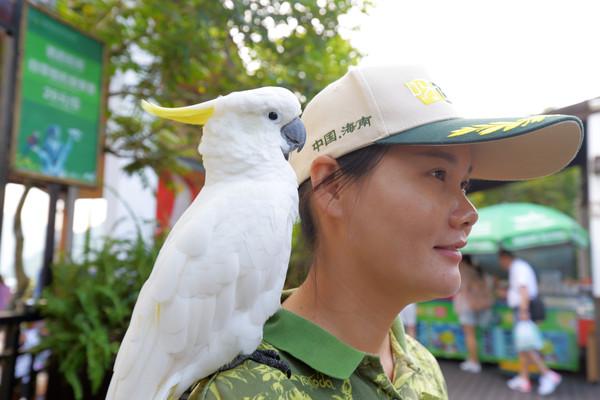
[499,249,561,396]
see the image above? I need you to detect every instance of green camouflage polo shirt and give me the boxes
[189,308,447,399]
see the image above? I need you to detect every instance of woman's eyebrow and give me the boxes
[414,150,473,173]
[414,150,458,164]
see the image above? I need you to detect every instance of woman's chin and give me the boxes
[423,276,461,301]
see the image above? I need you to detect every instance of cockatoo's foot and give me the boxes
[218,349,292,378]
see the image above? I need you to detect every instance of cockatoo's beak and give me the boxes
[281,117,306,159]
[141,100,216,125]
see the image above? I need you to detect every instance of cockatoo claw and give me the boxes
[218,350,292,378]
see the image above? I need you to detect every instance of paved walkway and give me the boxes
[439,359,600,400]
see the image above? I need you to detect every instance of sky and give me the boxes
[2,0,600,282]
[347,0,600,117]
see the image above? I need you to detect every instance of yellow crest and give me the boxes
[141,100,215,125]
[405,79,449,105]
[448,115,547,138]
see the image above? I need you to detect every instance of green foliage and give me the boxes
[469,167,582,218]
[38,232,163,399]
[52,0,371,176]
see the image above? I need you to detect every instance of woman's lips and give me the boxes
[434,246,463,263]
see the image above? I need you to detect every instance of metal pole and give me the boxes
[59,185,78,261]
[39,183,60,293]
[0,0,22,267]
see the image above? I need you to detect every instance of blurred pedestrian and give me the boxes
[453,255,493,373]
[400,303,418,338]
[498,249,561,395]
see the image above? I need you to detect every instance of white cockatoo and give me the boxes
[106,87,306,400]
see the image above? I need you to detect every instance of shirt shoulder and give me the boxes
[512,259,533,272]
[404,335,448,399]
[188,343,309,400]
[512,260,535,282]
[189,366,297,400]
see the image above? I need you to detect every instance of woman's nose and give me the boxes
[450,195,478,232]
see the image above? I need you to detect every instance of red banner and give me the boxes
[156,168,205,235]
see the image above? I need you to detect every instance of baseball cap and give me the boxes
[290,64,583,184]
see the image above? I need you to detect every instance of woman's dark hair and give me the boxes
[298,144,391,251]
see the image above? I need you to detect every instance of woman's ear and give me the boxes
[309,155,344,218]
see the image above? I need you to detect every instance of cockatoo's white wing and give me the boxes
[106,178,297,400]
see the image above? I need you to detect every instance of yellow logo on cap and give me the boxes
[448,115,547,138]
[405,79,449,105]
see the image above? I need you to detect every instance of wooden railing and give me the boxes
[0,308,44,400]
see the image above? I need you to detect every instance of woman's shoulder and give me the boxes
[189,363,299,400]
[188,343,307,400]
[404,334,439,367]
[403,334,448,398]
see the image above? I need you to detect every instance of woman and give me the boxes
[453,255,494,373]
[189,64,582,399]
[499,249,561,395]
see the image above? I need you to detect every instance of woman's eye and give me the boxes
[268,111,279,121]
[432,169,447,181]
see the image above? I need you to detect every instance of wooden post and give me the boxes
[587,113,600,384]
[58,186,78,260]
[588,321,599,382]
[0,0,21,266]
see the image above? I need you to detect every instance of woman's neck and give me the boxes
[282,255,400,358]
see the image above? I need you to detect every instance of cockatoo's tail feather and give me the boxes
[141,100,215,125]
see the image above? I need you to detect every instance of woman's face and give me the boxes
[338,144,478,302]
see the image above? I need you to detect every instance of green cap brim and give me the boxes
[377,114,583,181]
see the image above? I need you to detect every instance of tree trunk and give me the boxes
[10,184,32,309]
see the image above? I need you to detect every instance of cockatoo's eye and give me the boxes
[268,111,280,121]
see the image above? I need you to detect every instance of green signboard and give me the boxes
[10,4,105,187]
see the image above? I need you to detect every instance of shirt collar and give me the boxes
[263,307,408,380]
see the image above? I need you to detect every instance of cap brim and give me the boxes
[376,115,583,181]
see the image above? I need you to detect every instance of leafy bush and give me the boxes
[38,233,163,399]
